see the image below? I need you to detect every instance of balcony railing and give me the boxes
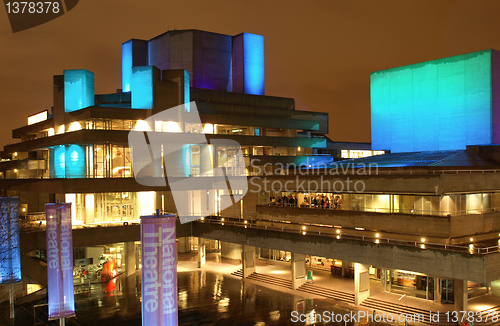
[265,203,500,217]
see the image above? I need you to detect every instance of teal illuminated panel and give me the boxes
[54,146,65,178]
[122,41,133,92]
[243,33,264,95]
[122,39,148,93]
[64,70,94,112]
[66,145,85,178]
[371,50,493,152]
[131,66,155,109]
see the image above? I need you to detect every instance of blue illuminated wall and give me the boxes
[122,30,263,95]
[371,50,500,152]
[64,70,95,112]
[122,39,148,92]
[233,33,265,95]
[131,66,159,110]
[66,145,85,178]
[54,146,66,178]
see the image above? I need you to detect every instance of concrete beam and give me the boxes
[192,222,494,283]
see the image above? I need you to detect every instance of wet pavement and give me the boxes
[1,254,397,326]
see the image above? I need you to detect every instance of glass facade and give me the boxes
[65,192,155,224]
[267,191,500,216]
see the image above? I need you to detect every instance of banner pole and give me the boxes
[9,282,14,319]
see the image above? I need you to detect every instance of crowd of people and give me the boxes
[269,193,342,209]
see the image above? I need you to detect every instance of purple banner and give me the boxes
[0,197,21,284]
[45,203,75,320]
[141,215,177,326]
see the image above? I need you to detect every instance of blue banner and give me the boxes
[0,197,21,284]
[46,203,75,320]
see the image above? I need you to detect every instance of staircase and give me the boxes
[297,283,355,305]
[361,298,454,325]
[474,304,500,326]
[231,269,243,277]
[246,272,292,289]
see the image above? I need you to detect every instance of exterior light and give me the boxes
[244,220,248,224]
[336,235,340,240]
[302,226,306,230]
[470,238,474,242]
[469,244,474,249]
[22,208,26,212]
[297,146,301,152]
[221,222,224,226]
[221,218,225,222]
[14,169,18,173]
[336,229,340,234]
[420,244,426,249]
[302,231,306,235]
[14,152,17,156]
[421,238,426,243]
[201,217,204,221]
[375,239,380,244]
[375,233,380,238]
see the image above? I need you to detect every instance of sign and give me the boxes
[27,110,48,125]
[46,203,75,320]
[0,197,21,284]
[141,214,177,326]
[307,270,313,282]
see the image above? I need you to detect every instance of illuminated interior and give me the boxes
[266,191,500,216]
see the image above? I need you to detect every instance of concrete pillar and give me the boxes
[354,263,370,305]
[454,279,468,316]
[242,245,256,278]
[124,242,135,276]
[177,237,191,253]
[291,253,307,290]
[221,242,241,260]
[381,269,387,291]
[155,191,163,212]
[200,145,214,175]
[198,238,206,268]
[434,278,441,303]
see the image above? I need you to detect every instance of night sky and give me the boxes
[2,0,500,148]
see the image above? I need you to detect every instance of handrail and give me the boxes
[198,216,500,255]
[264,203,500,217]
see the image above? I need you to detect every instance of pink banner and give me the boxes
[45,203,75,320]
[141,214,177,326]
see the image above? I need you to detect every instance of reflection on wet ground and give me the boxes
[1,258,393,326]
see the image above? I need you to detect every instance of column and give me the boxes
[198,238,206,268]
[434,278,441,303]
[291,253,306,290]
[242,245,256,278]
[155,191,163,212]
[124,242,136,276]
[177,237,191,253]
[221,242,241,260]
[454,279,468,317]
[354,263,370,305]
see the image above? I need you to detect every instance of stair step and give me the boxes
[246,273,292,289]
[361,298,456,325]
[297,283,355,304]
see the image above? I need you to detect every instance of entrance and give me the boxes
[441,279,455,304]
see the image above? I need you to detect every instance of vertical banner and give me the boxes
[45,203,75,320]
[0,197,21,284]
[141,214,177,326]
